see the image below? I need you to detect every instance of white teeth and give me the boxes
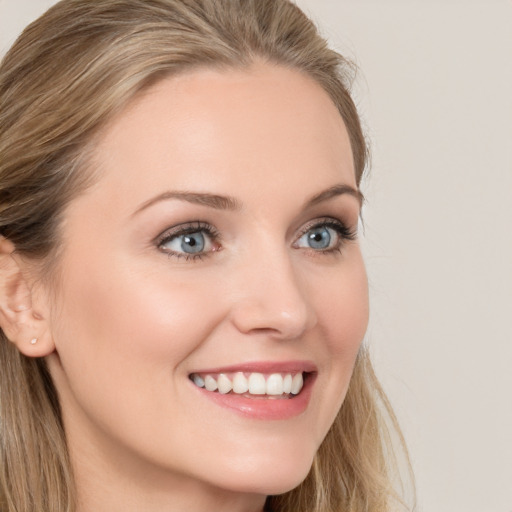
[204,375,218,392]
[291,373,303,395]
[217,373,232,394]
[191,371,305,396]
[266,373,284,395]
[232,372,249,394]
[283,374,292,394]
[248,373,266,395]
[193,374,205,388]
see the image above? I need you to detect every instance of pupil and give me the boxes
[181,232,204,253]
[308,227,330,249]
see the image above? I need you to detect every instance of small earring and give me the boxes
[30,338,38,345]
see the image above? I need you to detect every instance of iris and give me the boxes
[180,232,205,253]
[306,226,332,249]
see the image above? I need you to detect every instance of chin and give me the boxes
[223,472,310,497]
[253,472,310,496]
[211,449,315,496]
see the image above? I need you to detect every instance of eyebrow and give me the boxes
[132,183,363,216]
[132,191,241,216]
[305,184,364,208]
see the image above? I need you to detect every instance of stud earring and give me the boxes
[30,338,38,345]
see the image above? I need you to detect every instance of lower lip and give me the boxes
[192,374,316,420]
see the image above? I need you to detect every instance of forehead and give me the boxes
[85,62,355,209]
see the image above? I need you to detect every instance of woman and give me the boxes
[0,1,411,511]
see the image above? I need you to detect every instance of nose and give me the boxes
[228,248,317,340]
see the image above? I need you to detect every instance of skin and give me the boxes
[25,63,368,511]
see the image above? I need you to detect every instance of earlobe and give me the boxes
[0,237,55,357]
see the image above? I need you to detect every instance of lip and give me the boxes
[189,360,318,375]
[188,360,317,420]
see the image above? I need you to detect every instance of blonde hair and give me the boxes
[0,1,412,510]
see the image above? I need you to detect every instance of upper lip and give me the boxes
[189,360,318,375]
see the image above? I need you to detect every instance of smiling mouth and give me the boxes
[189,371,307,398]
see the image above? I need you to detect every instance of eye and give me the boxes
[295,219,356,253]
[166,231,207,254]
[297,225,337,250]
[157,222,220,260]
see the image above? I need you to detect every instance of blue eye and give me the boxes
[161,231,208,254]
[158,223,218,259]
[298,226,337,250]
[177,232,205,253]
[295,219,356,253]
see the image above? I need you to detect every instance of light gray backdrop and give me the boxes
[1,1,511,511]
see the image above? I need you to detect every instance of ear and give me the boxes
[0,237,55,357]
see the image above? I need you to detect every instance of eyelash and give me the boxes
[294,218,357,255]
[156,217,356,261]
[156,221,221,261]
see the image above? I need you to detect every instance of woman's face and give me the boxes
[45,63,368,506]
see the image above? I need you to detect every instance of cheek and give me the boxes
[314,255,369,357]
[48,254,227,429]
[302,253,369,439]
[54,258,220,364]
[48,256,228,453]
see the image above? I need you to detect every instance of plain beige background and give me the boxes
[1,1,511,511]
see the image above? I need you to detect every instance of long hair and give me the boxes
[0,1,412,510]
